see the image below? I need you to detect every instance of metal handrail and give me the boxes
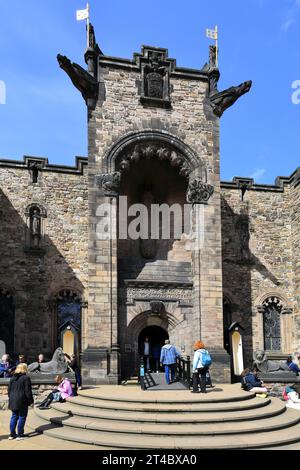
[176,355,191,388]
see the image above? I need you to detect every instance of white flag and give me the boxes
[206,28,218,40]
[76,8,89,21]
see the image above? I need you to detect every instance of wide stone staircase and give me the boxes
[27,385,300,449]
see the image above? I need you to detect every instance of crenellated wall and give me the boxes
[0,157,88,361]
[221,173,299,366]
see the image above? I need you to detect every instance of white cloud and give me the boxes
[250,168,266,181]
[281,18,296,31]
[281,0,300,31]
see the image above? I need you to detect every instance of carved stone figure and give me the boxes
[149,301,165,316]
[96,172,121,197]
[253,349,290,374]
[28,161,42,184]
[30,209,41,248]
[186,179,214,205]
[28,347,69,374]
[209,80,252,117]
[57,54,98,108]
[31,209,41,236]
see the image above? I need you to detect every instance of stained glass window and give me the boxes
[262,297,282,351]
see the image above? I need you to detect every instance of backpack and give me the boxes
[282,388,289,401]
[241,375,248,391]
[201,350,212,367]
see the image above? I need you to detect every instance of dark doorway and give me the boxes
[56,290,81,357]
[0,288,15,355]
[138,326,169,372]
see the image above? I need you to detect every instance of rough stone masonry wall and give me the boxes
[0,165,88,361]
[86,59,226,383]
[291,180,300,345]
[221,184,296,366]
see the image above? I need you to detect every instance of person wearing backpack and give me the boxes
[241,368,268,396]
[191,341,212,393]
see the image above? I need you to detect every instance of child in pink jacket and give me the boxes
[38,375,73,409]
[57,376,73,400]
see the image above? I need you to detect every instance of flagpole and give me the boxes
[86,2,90,48]
[215,25,218,68]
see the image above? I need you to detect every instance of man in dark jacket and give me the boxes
[8,364,34,440]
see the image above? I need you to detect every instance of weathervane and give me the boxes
[206,25,218,68]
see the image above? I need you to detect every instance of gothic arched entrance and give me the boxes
[138,325,169,372]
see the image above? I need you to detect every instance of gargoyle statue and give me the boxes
[209,80,252,118]
[57,54,98,109]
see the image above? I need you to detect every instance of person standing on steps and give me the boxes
[191,341,212,394]
[141,337,151,372]
[152,343,161,373]
[64,352,83,391]
[160,339,181,385]
[8,364,34,440]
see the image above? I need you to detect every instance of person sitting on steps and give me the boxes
[241,368,269,397]
[38,375,73,410]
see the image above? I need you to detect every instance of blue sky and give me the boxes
[0,0,299,183]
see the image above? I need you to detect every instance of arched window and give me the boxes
[0,288,15,355]
[55,290,82,356]
[262,297,282,351]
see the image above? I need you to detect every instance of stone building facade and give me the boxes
[0,30,299,383]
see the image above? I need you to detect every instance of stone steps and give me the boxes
[67,395,270,413]
[26,385,300,449]
[79,387,256,403]
[27,412,300,449]
[33,406,299,436]
[48,398,285,423]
